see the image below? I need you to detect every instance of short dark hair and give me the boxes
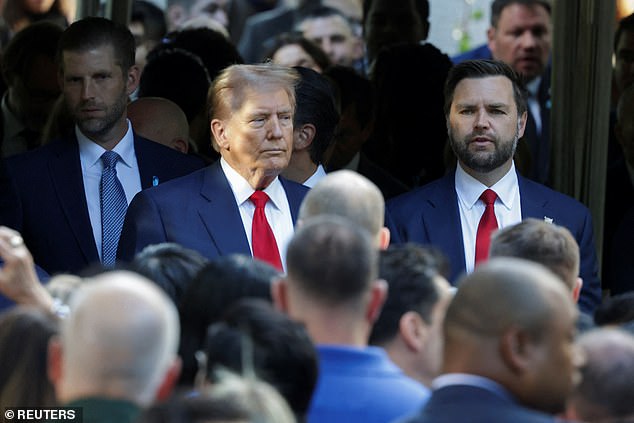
[286,215,377,306]
[490,0,552,28]
[1,21,63,86]
[131,0,167,43]
[443,59,528,117]
[204,298,318,420]
[57,17,136,73]
[369,244,443,345]
[594,292,634,326]
[263,32,331,70]
[293,66,340,165]
[129,242,209,306]
[614,13,634,54]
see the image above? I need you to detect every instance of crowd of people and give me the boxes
[1,0,634,422]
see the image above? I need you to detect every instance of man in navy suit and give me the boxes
[386,59,601,313]
[0,17,205,276]
[117,64,309,270]
[401,257,582,423]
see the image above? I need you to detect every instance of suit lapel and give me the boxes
[197,162,251,256]
[427,172,467,281]
[48,138,99,263]
[135,135,158,189]
[518,174,550,220]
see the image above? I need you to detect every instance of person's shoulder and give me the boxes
[280,176,310,197]
[520,176,590,212]
[134,135,207,168]
[387,174,452,210]
[138,166,209,200]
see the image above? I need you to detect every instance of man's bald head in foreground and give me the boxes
[128,97,191,153]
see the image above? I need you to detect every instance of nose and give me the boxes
[80,79,95,100]
[267,116,284,138]
[519,30,538,49]
[474,109,490,130]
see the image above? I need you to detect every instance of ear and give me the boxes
[126,65,141,96]
[271,278,289,313]
[294,124,316,151]
[366,279,388,324]
[47,336,63,388]
[172,137,189,154]
[378,227,390,250]
[155,357,182,402]
[572,278,582,303]
[487,27,497,56]
[399,311,428,352]
[210,119,229,151]
[517,111,528,138]
[499,327,534,376]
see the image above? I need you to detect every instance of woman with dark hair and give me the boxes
[263,32,331,73]
[0,305,59,408]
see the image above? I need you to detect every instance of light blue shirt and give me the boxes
[78,121,141,260]
[303,164,327,188]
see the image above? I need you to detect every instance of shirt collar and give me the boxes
[77,120,135,168]
[220,157,284,210]
[526,77,542,98]
[455,161,518,210]
[431,373,515,403]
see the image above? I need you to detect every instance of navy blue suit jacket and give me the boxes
[2,134,205,276]
[117,160,309,263]
[401,385,559,423]
[386,171,601,313]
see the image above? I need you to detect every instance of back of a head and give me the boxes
[489,218,580,292]
[57,17,136,73]
[129,242,209,306]
[1,21,64,86]
[286,214,378,307]
[131,0,167,43]
[140,371,296,423]
[594,292,634,326]
[293,66,340,165]
[0,306,59,409]
[298,170,384,243]
[369,244,442,346]
[203,298,318,419]
[178,254,279,386]
[127,97,191,151]
[163,27,243,80]
[139,46,210,121]
[568,328,634,422]
[61,271,180,406]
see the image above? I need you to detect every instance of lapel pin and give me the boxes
[152,176,159,186]
[544,216,553,224]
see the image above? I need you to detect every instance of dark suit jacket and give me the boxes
[386,170,602,313]
[2,134,205,276]
[401,384,558,423]
[117,161,309,263]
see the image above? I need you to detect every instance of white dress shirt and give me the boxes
[220,158,294,271]
[455,161,522,273]
[79,120,141,260]
[302,163,327,188]
[526,77,542,135]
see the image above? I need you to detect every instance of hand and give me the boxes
[0,226,53,309]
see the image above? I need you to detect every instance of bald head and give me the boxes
[128,97,190,153]
[567,328,634,422]
[444,257,579,414]
[55,271,180,406]
[298,170,388,248]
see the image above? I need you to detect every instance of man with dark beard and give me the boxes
[0,17,205,276]
[386,59,601,314]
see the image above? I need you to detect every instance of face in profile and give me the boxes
[448,75,525,174]
[212,85,294,188]
[488,3,552,82]
[61,44,137,145]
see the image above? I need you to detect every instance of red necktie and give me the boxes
[249,191,283,270]
[475,189,498,265]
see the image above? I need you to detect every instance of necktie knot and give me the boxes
[250,191,270,208]
[480,189,497,206]
[101,151,120,169]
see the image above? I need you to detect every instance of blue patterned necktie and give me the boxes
[100,151,128,266]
